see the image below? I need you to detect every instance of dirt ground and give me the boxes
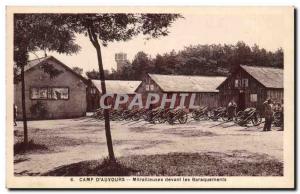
[13,117,283,176]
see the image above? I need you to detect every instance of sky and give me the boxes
[29,11,286,75]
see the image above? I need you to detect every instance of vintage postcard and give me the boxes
[6,6,295,189]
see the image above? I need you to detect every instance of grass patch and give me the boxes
[14,140,48,155]
[43,158,138,176]
[14,128,96,149]
[42,152,283,176]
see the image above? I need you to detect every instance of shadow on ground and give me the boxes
[14,141,49,155]
[40,152,283,177]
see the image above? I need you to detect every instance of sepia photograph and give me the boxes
[6,6,295,189]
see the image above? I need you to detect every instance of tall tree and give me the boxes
[105,42,284,79]
[65,13,181,162]
[86,69,113,80]
[14,14,80,145]
[131,51,153,79]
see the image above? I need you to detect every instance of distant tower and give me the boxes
[115,52,127,71]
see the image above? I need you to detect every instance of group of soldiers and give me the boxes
[226,98,284,132]
[263,99,284,131]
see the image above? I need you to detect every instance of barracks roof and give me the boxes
[16,56,87,83]
[240,65,283,89]
[91,80,142,94]
[148,74,226,93]
[25,56,51,72]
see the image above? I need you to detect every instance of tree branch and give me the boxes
[89,25,100,48]
[87,27,97,48]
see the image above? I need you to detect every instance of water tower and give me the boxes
[115,52,127,71]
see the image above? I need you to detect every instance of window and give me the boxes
[250,94,257,102]
[242,79,249,87]
[31,88,48,99]
[30,87,69,100]
[150,84,154,91]
[90,87,97,94]
[48,88,69,100]
[145,84,150,91]
[235,79,248,88]
[234,79,240,88]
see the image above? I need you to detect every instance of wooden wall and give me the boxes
[135,74,221,110]
[218,67,283,113]
[86,85,100,111]
[86,83,137,111]
[266,89,284,104]
[14,59,87,120]
[195,92,220,109]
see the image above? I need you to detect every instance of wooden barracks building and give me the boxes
[217,65,283,112]
[14,56,88,120]
[86,79,142,111]
[135,74,226,109]
[14,55,283,120]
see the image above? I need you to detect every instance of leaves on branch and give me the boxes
[59,13,182,47]
[41,62,64,79]
[13,14,81,83]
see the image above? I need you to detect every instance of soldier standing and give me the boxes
[278,100,284,131]
[227,99,237,121]
[263,99,273,131]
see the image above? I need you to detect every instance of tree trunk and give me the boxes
[20,63,28,145]
[95,46,116,162]
[87,25,116,162]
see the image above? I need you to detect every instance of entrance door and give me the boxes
[238,91,245,111]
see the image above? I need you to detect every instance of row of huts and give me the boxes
[14,56,283,120]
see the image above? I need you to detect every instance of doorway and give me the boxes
[238,91,245,111]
